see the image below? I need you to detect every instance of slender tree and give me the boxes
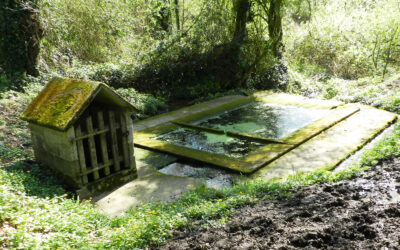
[267,0,283,58]
[174,0,180,30]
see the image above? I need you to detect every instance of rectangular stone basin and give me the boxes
[134,95,360,173]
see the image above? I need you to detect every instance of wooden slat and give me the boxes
[109,111,121,171]
[86,116,100,180]
[97,112,110,175]
[120,114,130,169]
[125,112,136,170]
[75,125,88,184]
[72,128,109,141]
[79,156,123,176]
[71,124,121,142]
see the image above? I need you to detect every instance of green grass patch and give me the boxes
[359,122,400,166]
[0,143,30,162]
[3,121,400,248]
[2,74,400,248]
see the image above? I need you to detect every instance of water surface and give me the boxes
[155,127,265,158]
[192,102,331,139]
[155,102,331,157]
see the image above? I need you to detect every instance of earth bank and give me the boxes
[159,158,400,249]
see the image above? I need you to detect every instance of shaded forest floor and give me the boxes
[160,158,400,249]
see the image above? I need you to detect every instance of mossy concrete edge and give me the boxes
[249,105,398,182]
[316,111,398,172]
[253,91,344,109]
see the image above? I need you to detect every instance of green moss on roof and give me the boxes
[21,77,106,131]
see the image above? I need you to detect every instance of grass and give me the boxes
[2,120,400,248]
[289,73,400,112]
[2,75,400,248]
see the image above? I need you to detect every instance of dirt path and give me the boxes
[160,158,400,249]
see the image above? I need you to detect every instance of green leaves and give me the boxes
[285,0,400,79]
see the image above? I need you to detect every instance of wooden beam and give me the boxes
[109,111,121,171]
[97,112,110,175]
[86,116,100,180]
[72,128,109,141]
[120,114,130,169]
[79,156,123,176]
[75,125,88,184]
[125,112,136,170]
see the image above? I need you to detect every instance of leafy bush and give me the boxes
[285,0,400,79]
[40,0,154,65]
[114,88,167,115]
[38,0,283,93]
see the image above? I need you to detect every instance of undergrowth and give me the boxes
[2,0,400,246]
[2,69,400,248]
[1,112,400,248]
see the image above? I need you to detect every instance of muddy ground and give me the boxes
[160,158,400,249]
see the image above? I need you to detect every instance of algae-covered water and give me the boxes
[155,102,331,158]
[155,127,265,158]
[192,102,331,139]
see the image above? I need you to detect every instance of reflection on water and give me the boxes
[155,102,331,157]
[158,162,235,189]
[193,102,331,139]
[155,128,265,158]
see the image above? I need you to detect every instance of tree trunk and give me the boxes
[267,0,283,58]
[0,0,43,77]
[174,0,180,30]
[232,0,250,45]
[158,7,171,33]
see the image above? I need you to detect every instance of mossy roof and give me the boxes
[21,77,137,131]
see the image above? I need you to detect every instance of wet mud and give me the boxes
[160,158,400,249]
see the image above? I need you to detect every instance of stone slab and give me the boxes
[132,95,246,131]
[135,147,178,169]
[93,161,199,217]
[250,104,397,181]
[253,91,344,109]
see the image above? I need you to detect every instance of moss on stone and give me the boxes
[254,91,344,109]
[132,95,248,131]
[173,121,225,134]
[20,77,138,131]
[175,97,254,123]
[134,147,178,169]
[283,105,360,144]
[135,136,252,173]
[21,77,103,130]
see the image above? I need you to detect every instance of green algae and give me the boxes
[154,127,265,159]
[133,95,249,131]
[175,97,254,123]
[152,102,332,160]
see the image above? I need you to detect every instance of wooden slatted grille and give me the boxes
[74,108,134,185]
